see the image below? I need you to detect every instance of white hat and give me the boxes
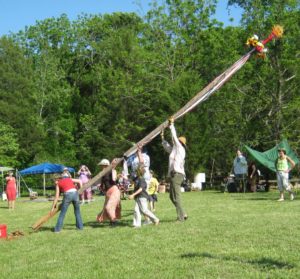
[98,159,110,166]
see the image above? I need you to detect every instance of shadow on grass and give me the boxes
[233,197,271,201]
[180,252,295,270]
[30,226,53,232]
[84,220,132,228]
[119,211,134,218]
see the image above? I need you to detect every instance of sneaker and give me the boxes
[290,193,295,201]
[277,198,284,202]
[154,220,160,226]
[110,221,118,228]
[143,220,152,225]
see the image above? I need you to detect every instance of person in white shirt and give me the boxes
[161,117,188,222]
[233,150,248,193]
[131,144,151,188]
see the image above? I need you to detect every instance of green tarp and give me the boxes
[244,139,299,172]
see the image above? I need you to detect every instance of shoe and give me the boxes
[110,221,117,228]
[143,220,152,225]
[154,220,160,226]
[277,198,284,202]
[290,193,295,201]
[184,215,188,220]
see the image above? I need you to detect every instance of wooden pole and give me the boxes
[32,50,255,230]
[43,173,46,196]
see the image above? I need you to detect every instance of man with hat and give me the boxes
[161,117,188,222]
[276,148,295,201]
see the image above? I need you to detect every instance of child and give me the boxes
[148,170,159,212]
[128,166,159,228]
[276,148,295,201]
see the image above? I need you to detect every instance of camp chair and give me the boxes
[29,188,38,200]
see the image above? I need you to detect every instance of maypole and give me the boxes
[32,25,283,231]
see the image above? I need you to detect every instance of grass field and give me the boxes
[1,190,300,279]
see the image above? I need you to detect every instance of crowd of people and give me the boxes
[47,117,188,232]
[3,118,296,232]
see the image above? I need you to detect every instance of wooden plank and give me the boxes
[32,204,61,231]
[31,50,254,231]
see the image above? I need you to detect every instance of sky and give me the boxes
[0,0,242,36]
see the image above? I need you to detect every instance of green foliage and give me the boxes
[0,122,19,167]
[0,1,298,180]
[0,37,41,165]
[1,191,300,278]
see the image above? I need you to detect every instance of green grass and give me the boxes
[1,190,300,279]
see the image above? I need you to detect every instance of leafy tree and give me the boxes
[0,37,41,165]
[227,0,300,151]
[0,122,19,167]
[1,0,298,182]
[14,15,78,166]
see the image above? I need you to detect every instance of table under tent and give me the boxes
[19,162,75,197]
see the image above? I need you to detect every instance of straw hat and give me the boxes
[178,136,186,146]
[98,159,110,166]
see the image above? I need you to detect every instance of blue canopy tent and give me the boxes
[19,163,75,196]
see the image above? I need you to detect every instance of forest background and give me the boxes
[0,0,299,186]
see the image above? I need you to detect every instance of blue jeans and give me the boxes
[235,173,247,193]
[55,191,83,232]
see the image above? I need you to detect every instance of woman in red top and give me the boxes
[6,171,17,209]
[51,174,83,233]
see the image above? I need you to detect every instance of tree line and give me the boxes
[0,0,299,182]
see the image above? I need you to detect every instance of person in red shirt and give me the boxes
[6,171,17,210]
[51,174,83,233]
